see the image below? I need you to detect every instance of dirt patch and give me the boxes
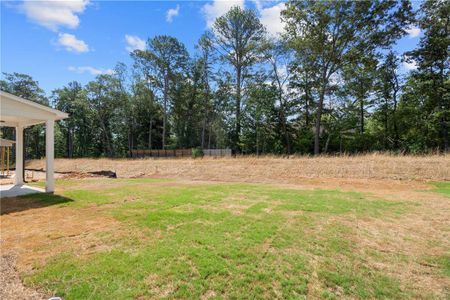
[88,170,117,178]
[144,273,175,298]
[201,289,217,300]
[0,254,46,300]
[26,169,117,180]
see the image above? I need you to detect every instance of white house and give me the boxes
[0,91,68,196]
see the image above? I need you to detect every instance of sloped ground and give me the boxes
[1,177,449,299]
[26,154,450,182]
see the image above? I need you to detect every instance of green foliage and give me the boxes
[1,1,448,156]
[191,147,203,158]
[132,35,190,150]
[53,81,94,157]
[282,0,414,154]
[404,0,450,152]
[0,72,47,102]
[1,72,49,159]
[213,6,266,152]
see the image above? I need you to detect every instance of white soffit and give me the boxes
[0,91,68,127]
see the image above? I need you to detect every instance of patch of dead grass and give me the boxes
[332,198,450,299]
[0,203,150,273]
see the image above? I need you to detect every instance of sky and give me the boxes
[1,0,423,96]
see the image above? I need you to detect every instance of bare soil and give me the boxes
[0,254,46,300]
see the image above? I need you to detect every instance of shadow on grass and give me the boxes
[0,193,73,215]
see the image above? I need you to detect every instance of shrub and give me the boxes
[192,147,204,158]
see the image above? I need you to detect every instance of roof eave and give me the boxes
[0,91,69,120]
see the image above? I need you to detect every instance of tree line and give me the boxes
[1,0,448,158]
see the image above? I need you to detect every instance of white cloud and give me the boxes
[57,33,89,53]
[202,0,245,28]
[250,0,262,11]
[166,5,180,23]
[125,35,146,52]
[260,2,285,37]
[405,26,421,38]
[402,60,417,71]
[203,1,285,36]
[68,66,114,75]
[21,0,89,31]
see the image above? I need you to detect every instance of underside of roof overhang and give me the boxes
[0,91,68,128]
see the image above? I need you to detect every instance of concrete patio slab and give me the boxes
[0,184,45,198]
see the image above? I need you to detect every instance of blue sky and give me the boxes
[1,0,422,95]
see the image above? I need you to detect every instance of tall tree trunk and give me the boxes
[273,60,290,154]
[440,20,449,152]
[202,62,210,150]
[359,97,364,134]
[314,82,326,155]
[148,116,153,150]
[304,72,311,128]
[127,122,133,157]
[235,66,242,153]
[305,86,310,127]
[256,122,259,156]
[67,127,73,158]
[384,98,389,149]
[438,53,449,152]
[279,110,290,154]
[442,118,449,152]
[162,72,169,150]
[66,127,70,158]
[201,118,206,149]
[70,128,73,158]
[324,133,331,153]
[100,119,112,157]
[208,125,212,149]
[81,116,88,157]
[392,89,399,149]
[359,78,366,135]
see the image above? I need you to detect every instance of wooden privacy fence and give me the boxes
[203,149,232,157]
[129,149,192,158]
[129,148,232,158]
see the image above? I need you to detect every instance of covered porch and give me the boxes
[0,91,68,198]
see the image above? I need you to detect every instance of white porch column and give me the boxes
[45,119,55,193]
[15,126,24,185]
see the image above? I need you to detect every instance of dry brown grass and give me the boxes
[27,153,450,183]
[1,204,121,273]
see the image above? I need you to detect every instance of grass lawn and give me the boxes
[5,179,449,299]
[432,182,450,197]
